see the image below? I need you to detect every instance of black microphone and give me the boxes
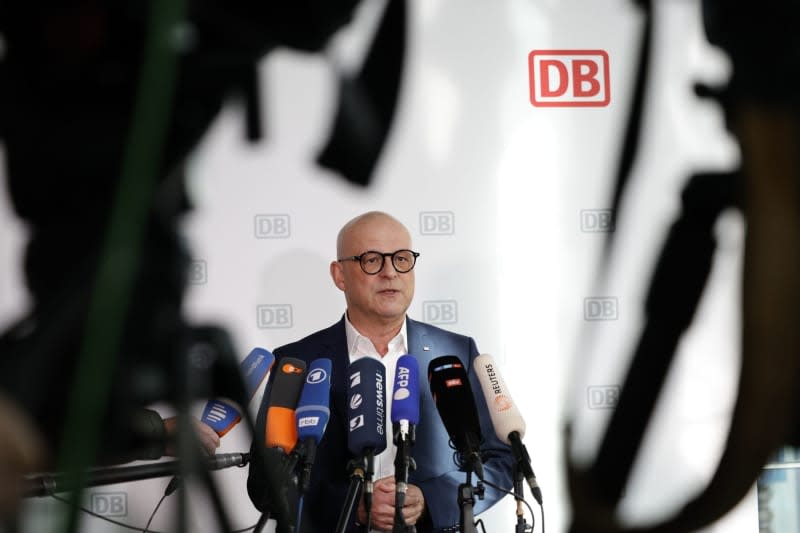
[335,357,387,533]
[255,357,307,533]
[391,354,420,529]
[428,355,484,480]
[473,354,543,505]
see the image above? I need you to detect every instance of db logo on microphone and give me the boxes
[529,50,610,107]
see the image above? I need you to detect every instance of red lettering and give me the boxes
[540,60,568,97]
[572,59,600,97]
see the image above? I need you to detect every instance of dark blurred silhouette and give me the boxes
[567,1,800,532]
[0,0,406,525]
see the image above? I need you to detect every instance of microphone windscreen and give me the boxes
[201,399,242,437]
[473,354,525,444]
[428,355,483,452]
[296,358,333,443]
[265,357,307,453]
[242,347,275,401]
[346,357,388,456]
[391,354,420,425]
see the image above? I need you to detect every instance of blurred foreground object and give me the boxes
[567,1,800,531]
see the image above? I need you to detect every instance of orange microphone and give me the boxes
[265,358,307,453]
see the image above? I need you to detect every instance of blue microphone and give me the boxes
[296,358,333,494]
[344,357,387,530]
[346,357,388,457]
[168,348,275,497]
[391,355,420,528]
[199,347,275,437]
[242,347,276,400]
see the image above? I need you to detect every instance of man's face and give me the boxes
[331,216,415,328]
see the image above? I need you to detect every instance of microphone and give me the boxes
[295,358,333,494]
[473,354,542,505]
[200,347,275,437]
[428,355,485,480]
[166,348,275,495]
[242,347,277,400]
[336,357,387,533]
[265,357,308,453]
[255,357,307,533]
[391,354,420,529]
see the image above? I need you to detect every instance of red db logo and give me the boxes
[528,50,610,107]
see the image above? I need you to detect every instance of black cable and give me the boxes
[481,479,539,532]
[142,491,168,532]
[48,493,258,533]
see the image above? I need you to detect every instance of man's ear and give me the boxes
[330,261,346,291]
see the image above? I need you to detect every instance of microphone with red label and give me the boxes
[473,353,542,505]
[428,355,485,480]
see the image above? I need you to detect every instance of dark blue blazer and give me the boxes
[248,316,515,532]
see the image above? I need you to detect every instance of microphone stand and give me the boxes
[393,423,416,533]
[364,448,376,530]
[457,470,484,533]
[335,456,367,533]
[513,468,529,533]
[23,453,250,497]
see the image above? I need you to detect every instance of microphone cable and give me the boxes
[142,490,167,532]
[481,478,542,533]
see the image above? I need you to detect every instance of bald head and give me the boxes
[336,211,411,258]
[330,211,416,337]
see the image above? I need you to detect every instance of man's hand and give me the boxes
[357,476,425,531]
[163,416,220,456]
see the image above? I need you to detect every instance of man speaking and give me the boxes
[247,211,514,532]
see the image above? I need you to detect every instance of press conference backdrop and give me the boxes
[0,0,769,531]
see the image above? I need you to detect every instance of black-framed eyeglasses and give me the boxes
[337,249,420,275]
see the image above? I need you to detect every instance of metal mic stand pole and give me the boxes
[457,470,483,533]
[513,466,529,533]
[392,425,416,533]
[335,457,367,533]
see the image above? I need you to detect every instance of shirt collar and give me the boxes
[344,312,408,359]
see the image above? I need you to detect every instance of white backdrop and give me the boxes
[0,0,760,531]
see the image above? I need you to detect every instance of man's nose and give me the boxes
[378,257,398,277]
